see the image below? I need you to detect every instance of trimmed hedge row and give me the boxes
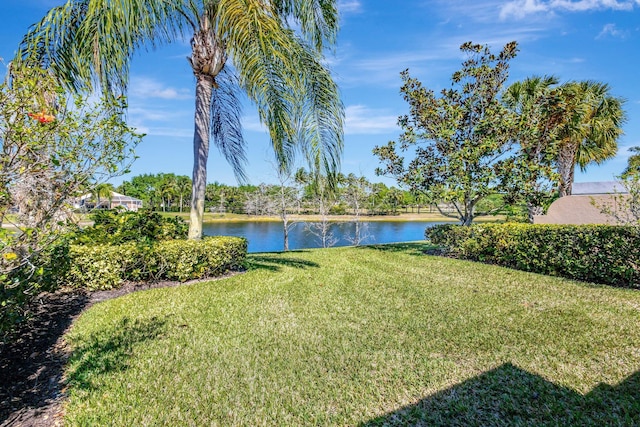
[426,223,640,288]
[62,236,247,290]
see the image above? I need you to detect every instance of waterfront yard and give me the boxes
[62,243,640,425]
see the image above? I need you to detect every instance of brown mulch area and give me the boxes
[0,274,240,427]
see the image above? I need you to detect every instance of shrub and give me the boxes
[426,223,640,288]
[73,209,188,245]
[62,236,247,290]
[1,237,72,339]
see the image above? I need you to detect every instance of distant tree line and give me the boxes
[115,170,508,217]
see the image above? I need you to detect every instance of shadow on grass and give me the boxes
[360,242,435,257]
[65,316,167,392]
[361,363,640,426]
[0,290,89,424]
[247,252,320,272]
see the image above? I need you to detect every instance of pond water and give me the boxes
[202,220,447,253]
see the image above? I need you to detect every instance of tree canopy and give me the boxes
[18,0,344,239]
[374,41,518,225]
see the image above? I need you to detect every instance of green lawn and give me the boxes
[63,243,640,426]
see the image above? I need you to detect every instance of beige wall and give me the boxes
[534,195,628,225]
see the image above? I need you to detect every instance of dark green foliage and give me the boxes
[64,236,247,290]
[73,210,188,245]
[426,223,640,287]
[374,42,518,225]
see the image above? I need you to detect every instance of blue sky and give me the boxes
[1,0,639,187]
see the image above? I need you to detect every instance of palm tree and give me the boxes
[556,81,625,197]
[18,0,344,239]
[176,175,192,213]
[92,182,114,209]
[503,75,564,221]
[159,175,179,212]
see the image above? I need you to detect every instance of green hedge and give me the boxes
[426,223,640,288]
[63,236,247,290]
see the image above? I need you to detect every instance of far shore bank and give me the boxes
[161,212,505,223]
[2,212,505,229]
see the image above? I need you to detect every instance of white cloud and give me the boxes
[338,0,362,14]
[345,105,398,135]
[238,106,399,136]
[142,127,193,139]
[597,23,628,38]
[500,0,640,20]
[130,77,191,100]
[500,0,549,19]
[128,107,186,123]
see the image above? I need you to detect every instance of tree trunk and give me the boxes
[188,74,214,239]
[283,218,290,251]
[557,143,577,197]
[527,203,544,223]
[187,18,225,239]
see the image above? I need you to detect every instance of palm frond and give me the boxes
[216,0,343,179]
[271,0,339,50]
[17,0,192,96]
[210,67,248,182]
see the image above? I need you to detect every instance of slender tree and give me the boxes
[92,182,115,210]
[176,175,192,213]
[18,0,344,239]
[556,81,625,197]
[343,174,370,245]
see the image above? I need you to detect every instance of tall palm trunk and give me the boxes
[188,17,225,239]
[189,74,214,239]
[557,143,577,197]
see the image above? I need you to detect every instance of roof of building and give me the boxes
[110,192,142,203]
[572,181,627,195]
[80,191,142,202]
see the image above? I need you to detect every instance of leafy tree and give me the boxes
[19,0,344,239]
[374,42,518,225]
[621,146,640,179]
[295,168,337,247]
[368,182,389,215]
[0,66,140,334]
[159,174,179,212]
[385,187,404,214]
[596,177,640,225]
[118,174,160,209]
[270,169,301,251]
[342,174,371,245]
[556,81,625,196]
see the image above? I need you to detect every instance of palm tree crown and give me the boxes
[19,0,344,238]
[556,81,625,196]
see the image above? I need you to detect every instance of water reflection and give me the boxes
[202,221,446,253]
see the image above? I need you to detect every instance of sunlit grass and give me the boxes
[63,243,640,425]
